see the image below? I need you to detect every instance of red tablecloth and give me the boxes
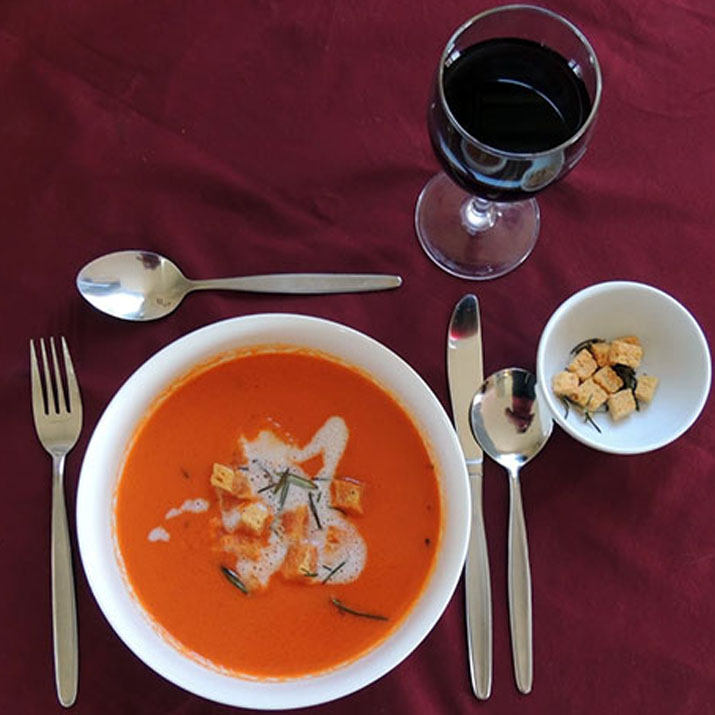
[2,1,714,713]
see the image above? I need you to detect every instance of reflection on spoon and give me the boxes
[76,250,403,321]
[469,368,552,695]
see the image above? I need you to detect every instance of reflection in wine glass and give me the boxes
[415,5,602,280]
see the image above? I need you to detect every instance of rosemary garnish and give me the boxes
[560,395,604,432]
[570,338,605,355]
[287,472,318,490]
[308,492,322,530]
[560,396,571,420]
[612,364,640,410]
[582,395,602,433]
[277,472,291,511]
[584,410,602,433]
[321,560,346,584]
[300,568,319,578]
[257,483,275,493]
[270,468,319,512]
[330,597,388,621]
[220,566,249,594]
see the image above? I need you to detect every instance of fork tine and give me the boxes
[39,338,58,414]
[50,337,68,415]
[60,337,81,415]
[30,339,46,418]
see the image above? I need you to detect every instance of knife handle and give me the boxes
[507,471,533,694]
[465,474,493,700]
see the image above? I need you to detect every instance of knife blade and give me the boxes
[447,294,492,700]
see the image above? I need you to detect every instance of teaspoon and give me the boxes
[76,250,403,321]
[469,368,552,695]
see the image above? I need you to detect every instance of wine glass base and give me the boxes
[415,173,540,280]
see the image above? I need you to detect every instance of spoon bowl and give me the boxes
[76,251,402,321]
[470,368,553,471]
[469,368,552,695]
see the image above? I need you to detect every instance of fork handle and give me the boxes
[51,454,78,707]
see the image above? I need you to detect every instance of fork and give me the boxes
[30,337,82,708]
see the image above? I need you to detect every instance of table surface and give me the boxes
[2,1,714,713]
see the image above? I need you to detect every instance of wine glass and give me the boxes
[415,5,602,280]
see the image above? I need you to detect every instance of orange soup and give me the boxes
[114,348,442,678]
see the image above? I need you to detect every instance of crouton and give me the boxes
[589,341,611,367]
[635,375,659,403]
[281,505,309,541]
[210,463,252,498]
[218,534,263,561]
[238,501,271,536]
[330,478,364,516]
[281,541,318,580]
[593,366,624,394]
[552,370,579,397]
[608,340,643,369]
[567,348,598,380]
[571,379,608,411]
[608,389,637,421]
[615,335,641,346]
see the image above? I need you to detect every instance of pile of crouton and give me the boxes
[552,335,659,423]
[209,462,364,585]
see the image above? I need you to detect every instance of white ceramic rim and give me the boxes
[536,281,712,454]
[76,314,471,709]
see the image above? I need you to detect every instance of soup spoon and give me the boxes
[469,368,552,695]
[76,250,403,321]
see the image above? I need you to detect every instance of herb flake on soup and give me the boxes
[114,349,442,678]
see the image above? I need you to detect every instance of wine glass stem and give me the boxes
[461,197,497,234]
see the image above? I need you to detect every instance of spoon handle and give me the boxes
[507,472,533,694]
[189,274,402,294]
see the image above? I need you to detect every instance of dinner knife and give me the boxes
[447,294,492,700]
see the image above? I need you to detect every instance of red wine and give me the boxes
[429,37,593,200]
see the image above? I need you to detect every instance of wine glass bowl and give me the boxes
[416,5,602,279]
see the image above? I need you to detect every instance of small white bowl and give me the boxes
[536,281,711,454]
[76,314,470,710]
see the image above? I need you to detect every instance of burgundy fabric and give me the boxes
[2,1,714,713]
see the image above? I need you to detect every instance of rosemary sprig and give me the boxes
[270,468,319,512]
[582,395,602,433]
[560,395,604,433]
[322,560,346,584]
[277,471,291,511]
[287,472,318,490]
[300,568,319,578]
[330,597,388,621]
[220,566,249,595]
[584,410,602,433]
[612,364,640,410]
[560,396,571,420]
[308,492,323,530]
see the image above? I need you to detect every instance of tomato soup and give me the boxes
[114,348,442,678]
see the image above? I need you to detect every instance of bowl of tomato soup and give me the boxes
[77,314,470,709]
